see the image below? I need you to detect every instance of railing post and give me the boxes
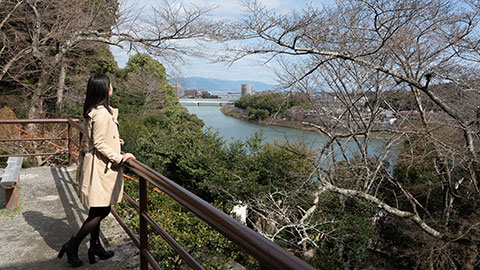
[140,176,148,270]
[67,122,72,166]
[79,130,84,149]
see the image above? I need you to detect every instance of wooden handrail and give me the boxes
[68,119,83,131]
[19,119,316,269]
[0,137,69,142]
[0,119,79,166]
[121,192,204,269]
[0,119,76,124]
[124,159,316,270]
[0,152,66,158]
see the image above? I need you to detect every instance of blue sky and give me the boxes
[110,0,331,84]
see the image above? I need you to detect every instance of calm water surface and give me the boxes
[185,105,322,145]
[185,106,395,162]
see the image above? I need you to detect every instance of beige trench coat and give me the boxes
[76,105,124,207]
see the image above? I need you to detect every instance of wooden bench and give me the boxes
[0,157,23,210]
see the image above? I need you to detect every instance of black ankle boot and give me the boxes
[88,239,114,264]
[58,236,83,267]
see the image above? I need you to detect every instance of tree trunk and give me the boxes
[56,62,67,112]
[28,71,49,119]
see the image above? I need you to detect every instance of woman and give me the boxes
[58,73,135,267]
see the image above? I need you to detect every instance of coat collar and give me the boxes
[111,107,119,124]
[87,105,118,121]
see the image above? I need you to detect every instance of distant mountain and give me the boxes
[170,77,275,92]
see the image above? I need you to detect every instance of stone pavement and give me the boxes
[0,166,138,270]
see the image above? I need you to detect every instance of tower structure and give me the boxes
[241,84,254,96]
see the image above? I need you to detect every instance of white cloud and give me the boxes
[177,54,278,84]
[111,0,328,83]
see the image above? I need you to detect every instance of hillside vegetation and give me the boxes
[3,0,480,269]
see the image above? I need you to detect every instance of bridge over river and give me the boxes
[179,98,235,106]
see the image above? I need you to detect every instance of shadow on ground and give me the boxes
[0,166,136,270]
[0,185,5,208]
[2,256,72,270]
[21,167,91,255]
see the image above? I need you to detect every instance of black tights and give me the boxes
[73,206,111,246]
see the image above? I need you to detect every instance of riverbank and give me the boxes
[220,104,319,132]
[184,105,327,146]
[220,104,394,140]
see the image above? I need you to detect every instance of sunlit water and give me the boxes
[185,105,321,144]
[184,105,397,164]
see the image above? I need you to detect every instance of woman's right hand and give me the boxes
[122,153,136,162]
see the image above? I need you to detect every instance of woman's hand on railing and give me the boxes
[122,153,136,163]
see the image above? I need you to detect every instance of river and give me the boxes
[184,105,396,162]
[185,105,322,145]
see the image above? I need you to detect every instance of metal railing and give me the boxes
[1,118,316,269]
[0,119,80,166]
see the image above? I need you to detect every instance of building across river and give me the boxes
[241,84,254,96]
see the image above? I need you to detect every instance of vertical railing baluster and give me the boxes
[67,123,72,166]
[79,129,84,149]
[140,176,148,270]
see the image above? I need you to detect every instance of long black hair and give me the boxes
[83,73,113,118]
